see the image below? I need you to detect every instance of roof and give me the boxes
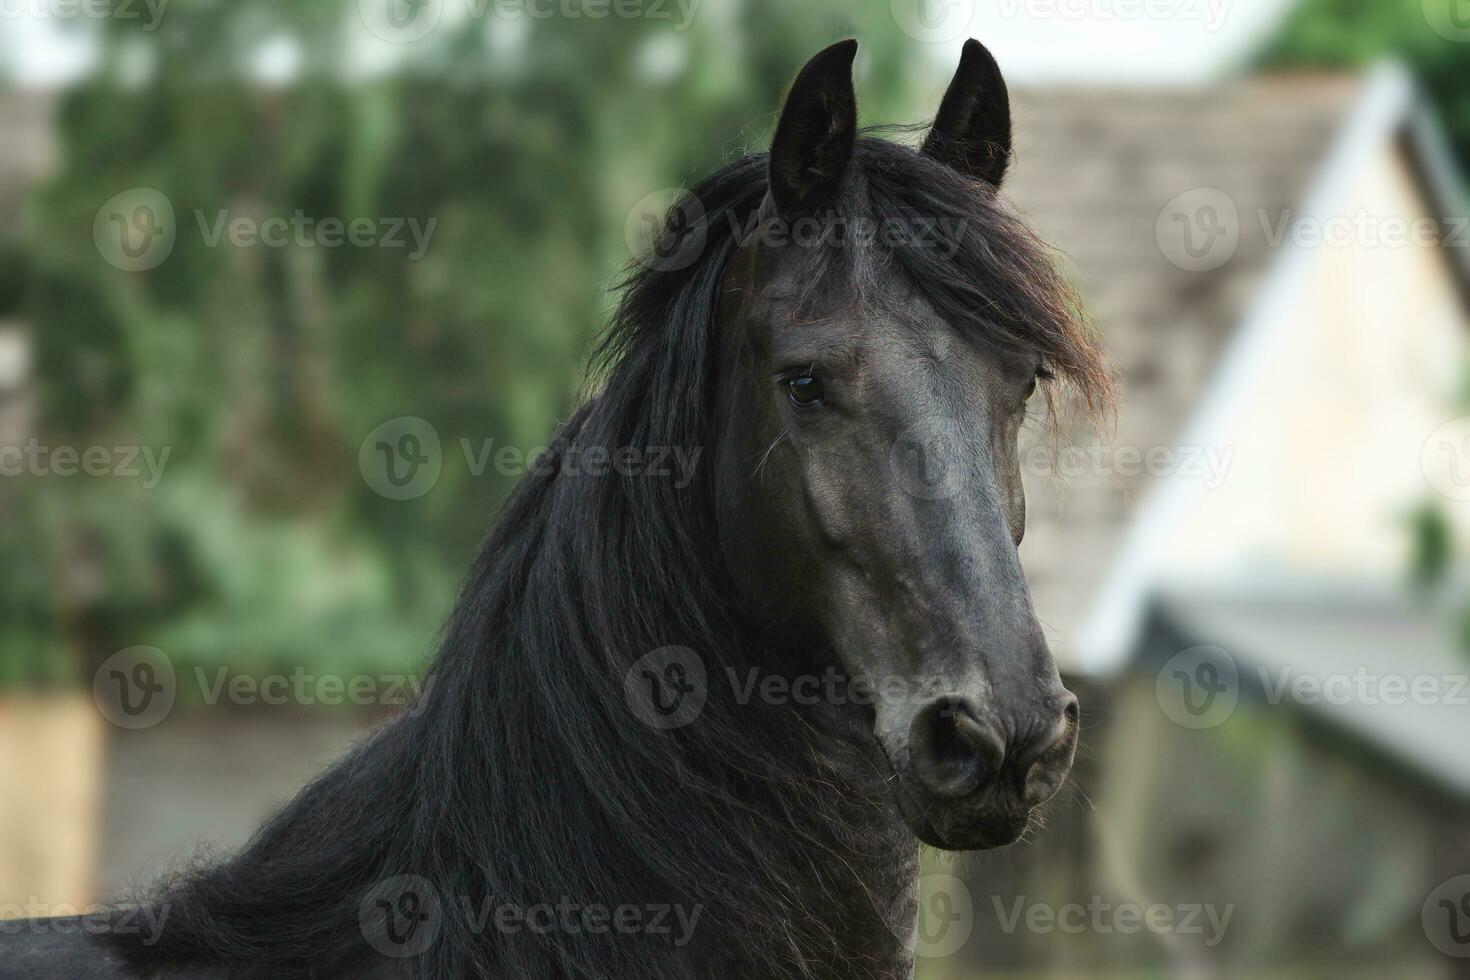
[1002,65,1464,672]
[1150,577,1470,800]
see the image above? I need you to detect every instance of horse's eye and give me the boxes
[787,373,824,407]
[1024,367,1053,403]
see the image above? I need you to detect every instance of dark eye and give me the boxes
[1024,366,1053,403]
[787,372,825,407]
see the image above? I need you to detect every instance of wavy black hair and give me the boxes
[106,134,1107,980]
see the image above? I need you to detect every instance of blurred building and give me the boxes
[5,55,1469,977]
[956,64,1470,977]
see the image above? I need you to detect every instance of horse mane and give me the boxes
[105,135,1107,979]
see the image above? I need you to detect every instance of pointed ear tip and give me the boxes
[795,39,857,84]
[959,38,998,65]
[825,38,858,63]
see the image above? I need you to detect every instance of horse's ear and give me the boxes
[922,39,1012,188]
[767,39,858,216]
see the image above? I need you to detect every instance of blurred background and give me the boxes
[2,0,1470,976]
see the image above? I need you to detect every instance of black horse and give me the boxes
[2,38,1109,979]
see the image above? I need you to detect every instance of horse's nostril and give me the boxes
[1018,693,1081,808]
[908,697,1006,801]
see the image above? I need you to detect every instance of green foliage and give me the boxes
[1260,0,1470,176]
[1406,498,1452,592]
[1,3,934,693]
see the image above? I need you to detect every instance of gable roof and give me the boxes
[1003,64,1465,674]
[1151,577,1470,801]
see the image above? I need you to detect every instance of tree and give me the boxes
[5,1,935,690]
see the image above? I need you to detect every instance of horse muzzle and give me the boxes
[888,690,1079,850]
